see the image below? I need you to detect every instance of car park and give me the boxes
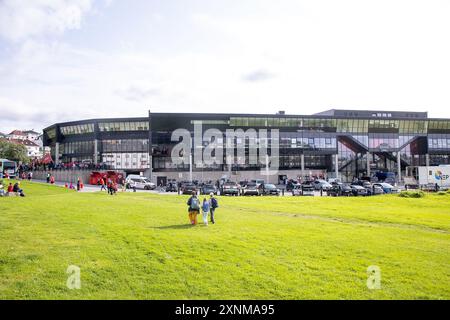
[312,179,332,191]
[258,183,280,196]
[222,182,240,196]
[350,185,368,196]
[125,175,156,190]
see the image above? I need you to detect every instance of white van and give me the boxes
[126,175,156,190]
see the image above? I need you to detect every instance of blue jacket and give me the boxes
[202,201,210,212]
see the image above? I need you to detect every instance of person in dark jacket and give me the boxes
[209,193,219,224]
[187,191,200,225]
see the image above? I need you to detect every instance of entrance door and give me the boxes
[157,176,167,187]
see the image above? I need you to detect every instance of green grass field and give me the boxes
[0,181,449,299]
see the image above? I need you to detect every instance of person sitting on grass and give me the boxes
[13,182,25,197]
[7,183,13,195]
[202,198,210,226]
[187,191,200,225]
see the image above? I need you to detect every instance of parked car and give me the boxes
[373,182,398,194]
[181,183,197,195]
[200,184,217,195]
[251,179,265,188]
[286,180,300,192]
[312,179,333,191]
[372,185,385,195]
[125,175,156,190]
[328,184,352,196]
[222,182,240,196]
[350,185,368,196]
[301,184,315,196]
[242,183,260,196]
[258,183,280,196]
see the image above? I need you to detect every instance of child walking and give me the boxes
[202,198,210,226]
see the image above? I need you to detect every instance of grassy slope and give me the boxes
[0,181,449,299]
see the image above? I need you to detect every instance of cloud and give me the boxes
[242,69,276,83]
[0,0,93,42]
[115,85,161,102]
[0,96,80,133]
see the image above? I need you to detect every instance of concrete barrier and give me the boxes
[32,170,92,185]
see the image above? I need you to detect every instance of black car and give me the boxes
[258,183,280,196]
[201,184,217,195]
[328,184,352,196]
[350,185,368,196]
[182,184,197,195]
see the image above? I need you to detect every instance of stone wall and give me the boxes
[31,170,124,184]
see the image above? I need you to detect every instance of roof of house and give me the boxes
[23,130,40,135]
[8,139,39,147]
[8,130,27,136]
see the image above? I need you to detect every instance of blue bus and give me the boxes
[0,159,17,178]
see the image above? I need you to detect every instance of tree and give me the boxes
[0,140,29,164]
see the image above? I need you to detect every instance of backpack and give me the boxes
[190,197,200,210]
[211,198,218,208]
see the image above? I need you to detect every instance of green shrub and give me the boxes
[437,191,447,196]
[399,190,426,198]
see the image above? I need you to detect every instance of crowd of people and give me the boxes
[18,160,112,173]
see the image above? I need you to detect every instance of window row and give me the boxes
[60,123,94,135]
[102,139,149,152]
[428,121,450,131]
[60,141,94,155]
[429,138,450,149]
[102,153,149,169]
[98,121,149,132]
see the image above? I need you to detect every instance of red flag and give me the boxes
[41,153,53,164]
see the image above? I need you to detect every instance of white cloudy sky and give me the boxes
[1,0,450,133]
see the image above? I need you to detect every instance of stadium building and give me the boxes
[42,109,450,184]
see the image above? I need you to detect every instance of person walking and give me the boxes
[46,172,51,183]
[209,193,219,224]
[107,178,113,195]
[186,191,200,225]
[77,178,81,192]
[100,177,106,191]
[202,198,210,226]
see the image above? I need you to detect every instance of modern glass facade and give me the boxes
[42,110,450,182]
